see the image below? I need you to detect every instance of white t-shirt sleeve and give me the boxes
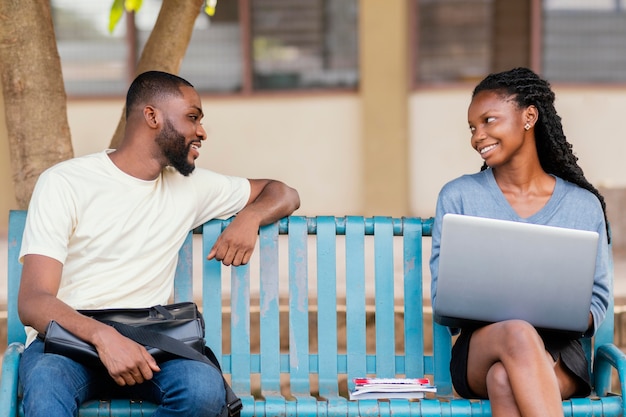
[19,169,76,264]
[187,169,251,228]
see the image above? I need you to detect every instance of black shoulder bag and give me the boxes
[40,302,242,417]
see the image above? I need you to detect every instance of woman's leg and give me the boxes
[465,320,564,417]
[554,357,581,399]
[484,361,521,417]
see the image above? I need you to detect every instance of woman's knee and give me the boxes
[486,362,513,396]
[495,320,545,357]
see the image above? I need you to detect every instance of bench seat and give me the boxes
[2,210,625,416]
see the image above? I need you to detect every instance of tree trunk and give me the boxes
[0,0,73,209]
[109,0,204,149]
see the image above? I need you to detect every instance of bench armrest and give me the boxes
[594,343,626,403]
[0,342,24,417]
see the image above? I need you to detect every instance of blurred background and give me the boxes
[3,0,626,366]
[2,0,626,244]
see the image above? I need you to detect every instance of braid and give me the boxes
[473,67,610,243]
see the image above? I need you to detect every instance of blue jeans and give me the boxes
[19,339,226,417]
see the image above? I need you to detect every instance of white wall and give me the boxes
[409,88,478,217]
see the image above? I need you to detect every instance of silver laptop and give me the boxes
[433,213,599,334]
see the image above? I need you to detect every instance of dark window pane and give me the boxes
[251,0,359,90]
[543,1,626,83]
[136,0,243,93]
[415,0,529,84]
[416,0,493,83]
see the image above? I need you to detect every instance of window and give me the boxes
[543,0,626,82]
[251,0,359,90]
[51,0,359,96]
[414,0,626,85]
[52,0,128,95]
[416,0,497,83]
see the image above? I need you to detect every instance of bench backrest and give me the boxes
[6,210,614,398]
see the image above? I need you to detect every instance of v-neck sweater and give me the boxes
[430,168,610,337]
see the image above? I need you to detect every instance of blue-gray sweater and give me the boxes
[430,168,610,337]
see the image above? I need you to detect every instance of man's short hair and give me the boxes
[125,71,194,119]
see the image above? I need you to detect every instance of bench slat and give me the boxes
[7,210,26,345]
[433,323,454,396]
[202,220,224,362]
[231,263,251,394]
[288,216,311,395]
[173,231,193,303]
[316,216,340,397]
[403,217,425,377]
[259,221,281,394]
[345,216,367,390]
[373,217,396,378]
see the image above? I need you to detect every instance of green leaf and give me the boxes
[109,0,144,34]
[108,0,125,34]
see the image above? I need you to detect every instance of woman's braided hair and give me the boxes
[473,67,610,243]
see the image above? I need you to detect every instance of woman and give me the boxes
[429,67,611,417]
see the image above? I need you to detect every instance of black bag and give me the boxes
[40,302,242,417]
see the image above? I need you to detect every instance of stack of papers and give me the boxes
[349,377,437,400]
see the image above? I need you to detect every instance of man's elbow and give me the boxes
[17,297,35,328]
[270,180,300,214]
[17,288,52,328]
[287,186,301,213]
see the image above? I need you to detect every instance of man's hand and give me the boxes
[94,325,161,386]
[19,254,161,386]
[207,215,259,266]
[207,179,299,266]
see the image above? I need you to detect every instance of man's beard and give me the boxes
[155,119,196,176]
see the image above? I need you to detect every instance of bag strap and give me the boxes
[108,321,242,417]
[151,305,175,320]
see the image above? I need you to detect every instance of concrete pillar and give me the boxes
[359,0,410,216]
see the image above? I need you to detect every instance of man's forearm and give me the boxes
[243,180,300,226]
[19,289,110,346]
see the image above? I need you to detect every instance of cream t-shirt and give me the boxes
[20,150,250,345]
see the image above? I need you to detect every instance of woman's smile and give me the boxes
[478,143,498,157]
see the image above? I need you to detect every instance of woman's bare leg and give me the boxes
[554,357,580,399]
[485,361,521,417]
[465,320,563,417]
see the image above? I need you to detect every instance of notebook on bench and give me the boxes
[433,213,599,334]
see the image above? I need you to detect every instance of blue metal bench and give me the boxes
[2,209,625,416]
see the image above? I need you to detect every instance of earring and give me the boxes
[524,123,531,131]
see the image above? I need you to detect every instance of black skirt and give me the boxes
[450,327,591,399]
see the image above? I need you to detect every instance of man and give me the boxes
[17,70,300,416]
